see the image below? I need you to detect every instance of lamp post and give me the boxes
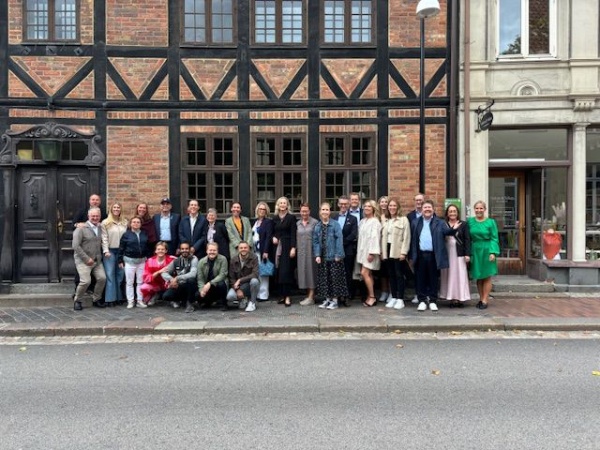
[416,0,441,194]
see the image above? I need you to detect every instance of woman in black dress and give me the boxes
[272,196,297,307]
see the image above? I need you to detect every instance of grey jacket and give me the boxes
[162,255,198,284]
[72,223,103,265]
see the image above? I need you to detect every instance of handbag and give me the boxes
[259,259,275,277]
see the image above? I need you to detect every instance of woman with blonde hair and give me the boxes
[252,201,274,300]
[381,198,411,310]
[356,200,382,307]
[101,203,128,306]
[468,201,500,309]
[377,195,391,303]
[272,196,297,307]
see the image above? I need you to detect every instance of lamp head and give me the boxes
[416,0,441,19]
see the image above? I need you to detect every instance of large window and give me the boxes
[183,0,236,44]
[253,135,305,211]
[181,135,238,214]
[24,0,79,41]
[586,129,600,259]
[489,129,568,161]
[253,0,304,44]
[498,0,556,57]
[321,134,376,206]
[323,0,374,44]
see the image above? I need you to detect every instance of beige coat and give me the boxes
[73,223,103,265]
[101,220,128,252]
[381,216,411,260]
[356,217,382,270]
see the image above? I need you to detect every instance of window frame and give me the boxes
[251,0,307,46]
[321,0,376,46]
[251,134,307,211]
[22,0,81,43]
[180,0,238,46]
[180,133,239,215]
[496,0,557,59]
[320,133,377,205]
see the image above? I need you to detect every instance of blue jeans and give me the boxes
[103,248,124,302]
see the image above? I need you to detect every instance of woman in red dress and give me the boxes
[140,241,175,305]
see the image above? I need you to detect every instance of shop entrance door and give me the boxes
[489,171,526,274]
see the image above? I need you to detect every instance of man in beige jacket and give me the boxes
[72,207,106,310]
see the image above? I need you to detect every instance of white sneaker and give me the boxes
[148,293,159,306]
[170,301,180,309]
[378,292,389,302]
[326,300,339,310]
[318,299,331,309]
[126,301,135,309]
[385,298,397,308]
[411,295,419,304]
[393,299,405,310]
[417,301,427,311]
[429,303,438,311]
[136,300,147,308]
[300,297,315,306]
[245,301,256,312]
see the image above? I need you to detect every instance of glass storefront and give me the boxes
[586,129,600,259]
[489,129,568,161]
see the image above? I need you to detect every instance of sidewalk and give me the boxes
[1,293,600,336]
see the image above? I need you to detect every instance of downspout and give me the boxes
[463,0,471,215]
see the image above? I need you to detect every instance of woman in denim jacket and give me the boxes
[313,202,349,310]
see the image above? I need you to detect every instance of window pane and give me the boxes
[214,172,235,214]
[25,0,49,40]
[325,137,344,165]
[186,137,206,166]
[184,0,206,42]
[212,0,234,43]
[586,129,600,258]
[351,0,372,43]
[528,0,550,54]
[187,172,208,212]
[255,1,276,43]
[499,0,522,55]
[214,137,234,166]
[351,171,371,199]
[55,0,77,40]
[70,140,88,160]
[256,138,276,166]
[324,172,345,207]
[489,129,567,161]
[282,137,302,166]
[283,172,303,211]
[282,0,303,44]
[324,0,345,43]
[256,172,276,211]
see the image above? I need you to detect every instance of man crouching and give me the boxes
[226,241,260,312]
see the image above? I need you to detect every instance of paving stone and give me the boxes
[154,321,208,335]
[318,318,388,333]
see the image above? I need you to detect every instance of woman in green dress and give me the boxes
[468,201,500,309]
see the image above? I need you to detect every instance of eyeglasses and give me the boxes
[258,207,267,211]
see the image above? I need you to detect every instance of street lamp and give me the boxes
[416,0,440,194]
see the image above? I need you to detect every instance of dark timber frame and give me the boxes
[0,0,456,216]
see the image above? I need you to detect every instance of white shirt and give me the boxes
[87,221,99,236]
[190,215,198,232]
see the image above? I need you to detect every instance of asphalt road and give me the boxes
[1,338,599,450]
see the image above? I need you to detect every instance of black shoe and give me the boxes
[339,298,350,307]
[185,303,195,313]
[277,298,285,304]
[476,301,488,310]
[220,305,228,311]
[93,300,106,308]
[74,301,83,311]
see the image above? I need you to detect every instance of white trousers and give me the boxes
[125,261,144,302]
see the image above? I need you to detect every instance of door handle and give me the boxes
[57,221,64,234]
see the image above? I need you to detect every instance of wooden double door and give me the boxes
[16,166,92,282]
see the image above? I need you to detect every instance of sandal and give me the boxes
[362,296,377,307]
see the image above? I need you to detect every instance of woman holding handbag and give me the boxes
[252,201,275,301]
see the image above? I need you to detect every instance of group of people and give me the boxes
[71,192,500,313]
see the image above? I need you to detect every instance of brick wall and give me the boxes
[106,126,170,216]
[106,0,168,46]
[11,57,91,96]
[389,0,447,48]
[389,124,446,215]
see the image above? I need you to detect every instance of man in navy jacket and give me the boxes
[178,199,207,256]
[410,200,457,312]
[333,195,358,305]
[153,198,181,255]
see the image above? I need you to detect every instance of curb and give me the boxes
[1,317,600,337]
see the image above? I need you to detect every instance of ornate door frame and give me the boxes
[0,122,105,283]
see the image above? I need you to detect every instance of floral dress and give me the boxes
[316,223,349,299]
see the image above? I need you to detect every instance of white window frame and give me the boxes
[496,0,557,60]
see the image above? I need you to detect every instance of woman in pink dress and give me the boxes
[140,241,175,305]
[439,204,471,307]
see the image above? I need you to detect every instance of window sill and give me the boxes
[495,55,558,62]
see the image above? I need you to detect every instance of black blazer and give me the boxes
[448,221,471,257]
[348,208,363,222]
[118,229,150,262]
[73,206,107,229]
[153,213,181,249]
[178,215,207,255]
[253,217,274,261]
[410,216,456,270]
[407,210,420,226]
[272,213,297,284]
[198,220,230,260]
[332,213,358,256]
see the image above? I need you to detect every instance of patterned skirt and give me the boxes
[316,260,350,299]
